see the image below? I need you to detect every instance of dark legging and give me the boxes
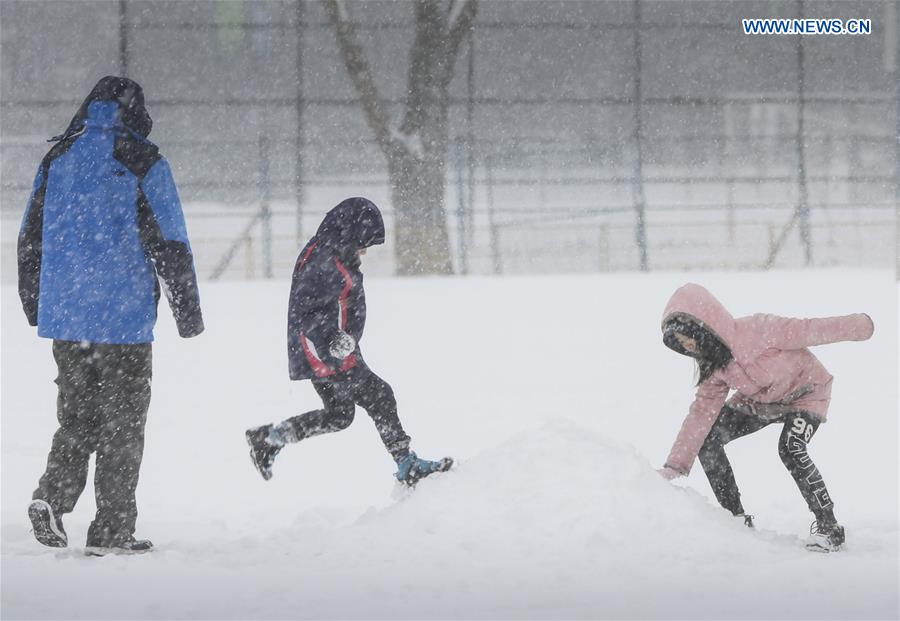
[698,405,836,527]
[280,363,411,460]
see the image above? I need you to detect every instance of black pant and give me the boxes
[33,340,152,546]
[698,405,837,526]
[282,363,411,459]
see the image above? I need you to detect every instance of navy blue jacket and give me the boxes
[287,198,385,380]
[18,76,203,344]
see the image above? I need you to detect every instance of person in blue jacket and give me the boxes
[18,76,203,556]
[245,198,452,486]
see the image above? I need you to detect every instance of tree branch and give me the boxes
[400,1,441,137]
[321,0,398,157]
[445,0,478,71]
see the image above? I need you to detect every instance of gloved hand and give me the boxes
[328,330,356,361]
[658,465,685,481]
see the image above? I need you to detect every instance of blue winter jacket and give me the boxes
[18,77,203,344]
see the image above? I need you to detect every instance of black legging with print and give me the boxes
[698,405,837,527]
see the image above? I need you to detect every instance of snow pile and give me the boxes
[3,422,897,619]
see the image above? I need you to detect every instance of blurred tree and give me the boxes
[322,0,478,275]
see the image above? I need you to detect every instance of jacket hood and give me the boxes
[52,76,152,142]
[316,198,385,255]
[661,283,737,352]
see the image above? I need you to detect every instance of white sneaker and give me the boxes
[28,500,67,548]
[805,522,844,553]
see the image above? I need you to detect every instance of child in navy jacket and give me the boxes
[246,198,451,485]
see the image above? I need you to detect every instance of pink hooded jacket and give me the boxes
[662,284,873,475]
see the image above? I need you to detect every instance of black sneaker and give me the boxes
[28,499,67,548]
[805,521,845,553]
[85,537,154,557]
[246,425,281,481]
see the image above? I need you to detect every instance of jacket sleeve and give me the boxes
[17,163,48,326]
[292,261,344,365]
[138,158,204,338]
[751,313,874,351]
[664,377,730,474]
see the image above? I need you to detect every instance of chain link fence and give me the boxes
[2,0,897,281]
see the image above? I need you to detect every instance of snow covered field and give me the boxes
[2,270,898,619]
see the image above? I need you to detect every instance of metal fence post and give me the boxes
[726,179,736,244]
[466,27,477,249]
[295,0,305,247]
[455,139,468,275]
[119,0,129,76]
[796,0,812,265]
[486,155,502,274]
[538,138,547,210]
[259,136,272,279]
[599,224,610,271]
[631,0,649,271]
[892,0,900,280]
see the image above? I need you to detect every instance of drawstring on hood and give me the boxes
[50,76,152,142]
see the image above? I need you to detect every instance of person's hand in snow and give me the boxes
[658,464,685,481]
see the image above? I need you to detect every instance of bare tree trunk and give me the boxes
[389,153,453,274]
[322,0,477,275]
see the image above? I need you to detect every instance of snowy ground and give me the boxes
[1,270,898,619]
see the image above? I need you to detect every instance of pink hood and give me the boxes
[662,283,738,350]
[662,283,874,474]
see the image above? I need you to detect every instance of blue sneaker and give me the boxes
[394,452,453,486]
[246,425,282,481]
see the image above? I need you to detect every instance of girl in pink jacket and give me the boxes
[657,283,874,552]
